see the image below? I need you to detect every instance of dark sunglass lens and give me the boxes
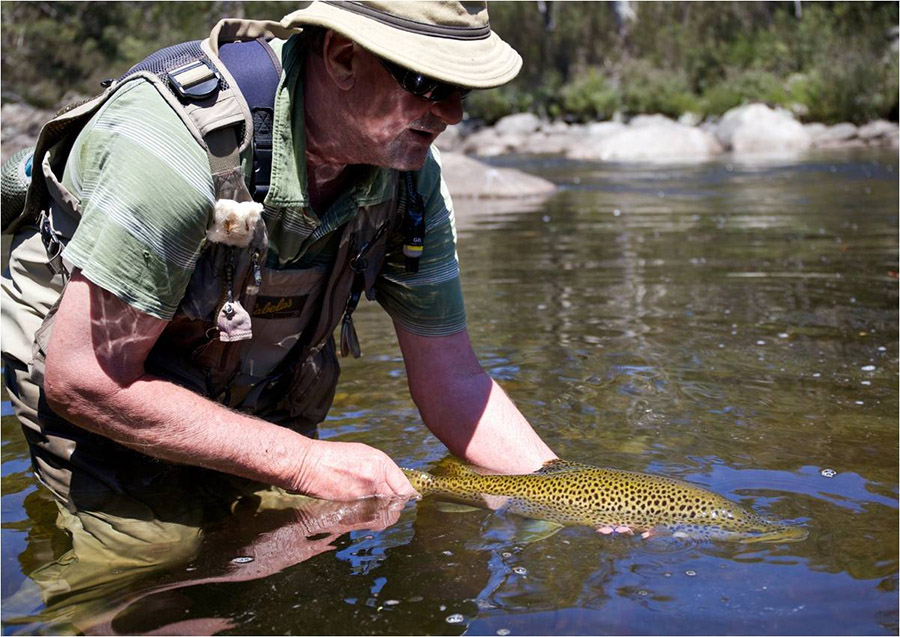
[380,57,469,102]
[429,84,457,102]
[427,81,472,102]
[406,74,437,97]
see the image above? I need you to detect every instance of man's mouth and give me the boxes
[409,127,444,143]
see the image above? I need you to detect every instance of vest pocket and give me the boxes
[237,264,329,381]
[281,337,340,427]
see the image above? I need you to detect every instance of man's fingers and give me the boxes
[384,464,418,499]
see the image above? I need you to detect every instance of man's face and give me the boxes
[341,49,464,171]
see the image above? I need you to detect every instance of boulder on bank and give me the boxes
[628,114,677,128]
[715,103,811,155]
[857,119,899,146]
[459,127,520,157]
[438,151,556,199]
[493,112,542,136]
[806,122,862,148]
[567,120,722,162]
[516,131,575,156]
[458,113,547,156]
[583,121,626,137]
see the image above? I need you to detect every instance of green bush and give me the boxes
[464,88,517,124]
[700,69,790,116]
[618,60,699,118]
[463,84,545,124]
[804,50,900,124]
[558,68,620,122]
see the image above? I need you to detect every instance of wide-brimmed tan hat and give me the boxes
[281,1,522,89]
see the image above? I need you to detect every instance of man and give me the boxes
[2,0,556,518]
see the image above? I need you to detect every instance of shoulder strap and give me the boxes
[216,38,281,203]
[113,38,255,203]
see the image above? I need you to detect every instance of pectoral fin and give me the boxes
[435,502,483,514]
[514,519,565,544]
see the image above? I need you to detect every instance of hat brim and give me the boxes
[281,3,522,89]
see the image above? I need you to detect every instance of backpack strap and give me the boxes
[216,39,282,203]
[116,22,288,204]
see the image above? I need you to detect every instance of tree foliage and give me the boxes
[1,1,896,124]
[484,1,898,124]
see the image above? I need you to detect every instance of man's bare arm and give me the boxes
[396,325,557,473]
[43,271,415,500]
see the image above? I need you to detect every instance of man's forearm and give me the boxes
[397,326,557,474]
[412,368,558,474]
[48,370,314,491]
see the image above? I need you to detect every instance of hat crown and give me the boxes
[302,1,491,39]
[356,1,489,30]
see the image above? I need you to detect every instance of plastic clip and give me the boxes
[167,59,220,100]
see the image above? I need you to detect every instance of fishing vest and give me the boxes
[17,19,412,434]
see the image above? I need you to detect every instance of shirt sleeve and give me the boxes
[375,147,467,337]
[62,79,216,320]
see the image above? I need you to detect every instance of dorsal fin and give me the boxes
[431,456,479,478]
[535,459,594,475]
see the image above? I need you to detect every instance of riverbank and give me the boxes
[438,103,899,163]
[3,101,897,201]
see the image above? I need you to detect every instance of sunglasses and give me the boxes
[378,57,472,102]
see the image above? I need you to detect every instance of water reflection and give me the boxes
[4,490,407,635]
[2,150,897,634]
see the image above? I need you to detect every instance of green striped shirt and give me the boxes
[61,36,465,336]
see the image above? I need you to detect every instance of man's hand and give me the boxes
[293,439,418,501]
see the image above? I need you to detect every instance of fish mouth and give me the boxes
[658,521,809,544]
[736,525,809,544]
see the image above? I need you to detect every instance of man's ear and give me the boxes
[321,31,358,91]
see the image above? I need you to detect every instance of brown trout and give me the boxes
[402,458,807,543]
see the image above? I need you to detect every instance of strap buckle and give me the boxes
[39,210,69,279]
[167,59,220,100]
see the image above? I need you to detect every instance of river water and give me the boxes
[2,149,897,635]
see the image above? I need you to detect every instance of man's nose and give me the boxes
[430,92,464,125]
